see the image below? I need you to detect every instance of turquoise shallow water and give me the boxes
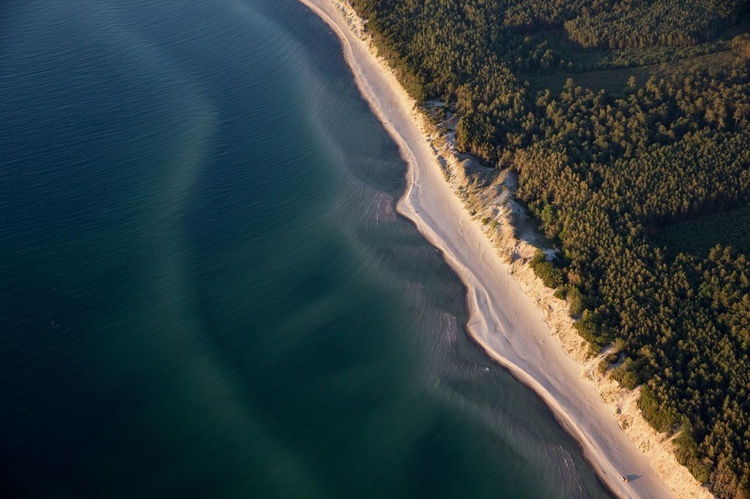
[0,0,610,497]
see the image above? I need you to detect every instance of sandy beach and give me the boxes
[298,1,712,497]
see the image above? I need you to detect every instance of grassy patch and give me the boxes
[526,65,645,95]
[526,50,738,95]
[654,204,750,258]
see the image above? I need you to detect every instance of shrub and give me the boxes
[529,249,564,288]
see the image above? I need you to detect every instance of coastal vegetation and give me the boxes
[349,0,750,496]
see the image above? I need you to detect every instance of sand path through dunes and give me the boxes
[298,1,681,497]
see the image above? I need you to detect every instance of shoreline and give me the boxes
[298,0,710,497]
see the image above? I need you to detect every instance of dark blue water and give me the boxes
[0,1,610,497]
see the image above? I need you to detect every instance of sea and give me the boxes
[0,0,611,497]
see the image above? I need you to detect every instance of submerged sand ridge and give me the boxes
[298,0,712,497]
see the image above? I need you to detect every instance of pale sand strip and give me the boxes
[297,1,709,497]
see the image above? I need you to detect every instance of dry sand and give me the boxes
[298,0,712,497]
